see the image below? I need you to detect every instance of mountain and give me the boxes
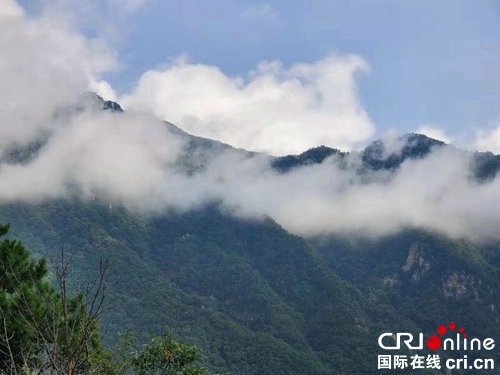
[310,230,500,348]
[0,200,379,374]
[0,96,499,374]
[273,132,500,180]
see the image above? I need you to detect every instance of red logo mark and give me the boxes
[425,323,466,350]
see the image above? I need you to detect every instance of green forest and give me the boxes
[0,223,226,374]
[0,199,498,374]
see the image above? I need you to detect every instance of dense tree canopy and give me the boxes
[0,224,212,375]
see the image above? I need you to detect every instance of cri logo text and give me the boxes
[378,323,495,351]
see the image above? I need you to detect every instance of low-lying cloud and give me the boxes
[0,110,183,205]
[3,103,500,242]
[154,145,500,242]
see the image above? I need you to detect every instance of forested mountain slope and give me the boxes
[0,97,499,374]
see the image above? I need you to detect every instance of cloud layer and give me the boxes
[121,55,375,155]
[150,145,500,242]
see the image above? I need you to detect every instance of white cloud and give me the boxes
[121,55,375,156]
[0,111,184,206]
[0,1,115,149]
[417,125,453,144]
[0,0,23,17]
[89,79,118,102]
[475,122,500,154]
[0,2,187,209]
[133,144,500,242]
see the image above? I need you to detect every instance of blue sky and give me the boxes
[19,0,500,144]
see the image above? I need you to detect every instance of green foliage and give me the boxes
[312,230,500,371]
[0,224,223,375]
[0,223,53,371]
[0,200,499,374]
[128,334,206,375]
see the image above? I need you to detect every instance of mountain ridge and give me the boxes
[6,93,500,181]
